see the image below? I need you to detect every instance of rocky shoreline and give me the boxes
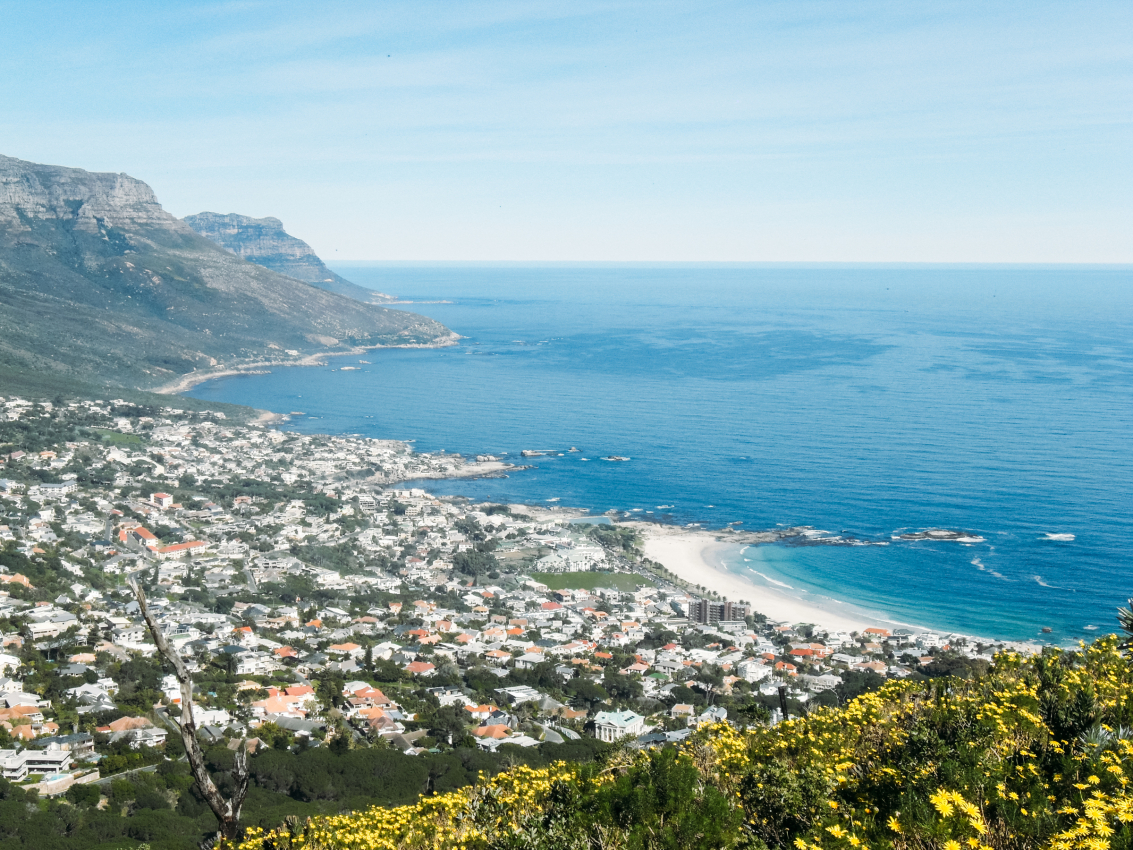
[150,332,462,397]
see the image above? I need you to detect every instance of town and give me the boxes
[0,395,1011,814]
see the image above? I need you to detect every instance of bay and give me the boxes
[186,264,1133,643]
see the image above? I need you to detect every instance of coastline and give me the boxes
[149,333,462,396]
[626,521,1046,652]
[161,373,1053,649]
[629,523,879,633]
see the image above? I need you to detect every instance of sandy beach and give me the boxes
[630,523,880,634]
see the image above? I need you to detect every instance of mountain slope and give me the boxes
[0,154,453,392]
[182,211,394,304]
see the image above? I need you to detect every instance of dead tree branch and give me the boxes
[128,572,249,844]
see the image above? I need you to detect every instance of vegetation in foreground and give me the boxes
[236,634,1133,850]
[0,736,610,850]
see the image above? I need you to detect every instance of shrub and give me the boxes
[233,635,1133,850]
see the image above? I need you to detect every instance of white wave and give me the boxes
[1084,625,1099,631]
[1043,533,1076,541]
[745,568,795,590]
[972,559,1008,580]
[1032,575,1055,588]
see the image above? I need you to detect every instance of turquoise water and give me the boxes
[187,264,1133,643]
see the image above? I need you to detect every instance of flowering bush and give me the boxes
[234,636,1133,850]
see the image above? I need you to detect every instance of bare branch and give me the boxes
[127,572,249,841]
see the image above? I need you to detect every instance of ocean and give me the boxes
[186,264,1133,643]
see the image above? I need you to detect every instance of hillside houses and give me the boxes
[0,395,1016,799]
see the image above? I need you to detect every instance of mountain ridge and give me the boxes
[0,154,454,395]
[182,211,394,304]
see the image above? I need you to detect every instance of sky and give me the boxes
[1,1,1130,262]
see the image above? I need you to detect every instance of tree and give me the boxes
[565,678,610,711]
[127,573,249,843]
[453,550,499,577]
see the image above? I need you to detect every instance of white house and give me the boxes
[592,710,645,742]
[737,658,772,683]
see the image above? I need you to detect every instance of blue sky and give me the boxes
[1,1,1130,261]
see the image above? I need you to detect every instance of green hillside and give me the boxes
[0,154,454,396]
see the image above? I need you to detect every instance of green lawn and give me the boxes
[529,571,654,592]
[90,427,144,444]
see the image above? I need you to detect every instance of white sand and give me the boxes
[637,526,878,633]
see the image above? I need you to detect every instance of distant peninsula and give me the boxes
[182,211,395,305]
[0,154,455,403]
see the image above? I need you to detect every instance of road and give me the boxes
[92,762,159,786]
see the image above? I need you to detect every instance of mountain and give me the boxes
[182,212,394,304]
[0,154,454,394]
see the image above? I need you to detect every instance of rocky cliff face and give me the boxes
[0,155,170,235]
[183,212,393,303]
[0,154,453,391]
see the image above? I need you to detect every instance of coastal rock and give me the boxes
[183,211,394,304]
[897,529,986,543]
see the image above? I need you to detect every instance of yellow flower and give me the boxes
[931,790,956,817]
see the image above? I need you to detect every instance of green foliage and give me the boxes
[66,782,102,806]
[594,748,742,850]
[739,759,832,849]
[564,677,610,710]
[834,669,885,703]
[587,524,643,554]
[453,550,500,577]
[243,635,1133,850]
[529,571,655,592]
[919,648,992,679]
